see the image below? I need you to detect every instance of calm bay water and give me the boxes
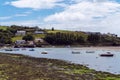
[0,48,120,74]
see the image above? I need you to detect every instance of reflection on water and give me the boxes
[0,48,120,74]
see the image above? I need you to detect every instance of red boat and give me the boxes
[100,52,114,57]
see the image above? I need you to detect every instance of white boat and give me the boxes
[21,48,26,50]
[12,48,19,51]
[72,51,80,54]
[5,48,13,51]
[66,45,71,48]
[86,51,95,53]
[41,51,48,54]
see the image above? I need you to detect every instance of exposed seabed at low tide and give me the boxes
[0,53,120,80]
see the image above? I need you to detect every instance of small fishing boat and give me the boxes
[72,51,80,54]
[21,48,26,50]
[66,45,71,48]
[12,48,19,51]
[86,51,95,53]
[5,48,13,51]
[100,52,114,57]
[41,51,48,54]
[29,48,35,51]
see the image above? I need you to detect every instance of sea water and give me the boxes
[0,48,120,74]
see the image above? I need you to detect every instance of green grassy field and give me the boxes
[12,34,45,42]
[11,29,66,42]
[12,29,88,42]
[12,36,23,42]
[46,29,72,33]
[0,26,7,30]
[32,34,45,38]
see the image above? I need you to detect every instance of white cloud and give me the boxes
[44,0,120,35]
[69,0,109,3]
[0,11,32,20]
[6,0,65,10]
[99,12,120,34]
[45,1,120,22]
[14,11,32,17]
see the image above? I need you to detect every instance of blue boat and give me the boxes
[29,48,35,51]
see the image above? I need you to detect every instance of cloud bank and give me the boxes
[45,1,120,23]
[6,0,65,10]
[44,0,120,34]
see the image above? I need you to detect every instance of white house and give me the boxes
[16,31,26,36]
[34,31,45,34]
[106,33,117,37]
[15,40,26,45]
[35,38,44,43]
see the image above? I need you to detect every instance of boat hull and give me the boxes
[100,54,114,57]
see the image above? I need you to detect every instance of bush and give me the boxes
[22,35,34,41]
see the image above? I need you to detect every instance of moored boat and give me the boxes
[29,48,35,51]
[100,52,114,57]
[21,48,26,50]
[12,48,19,51]
[5,48,13,51]
[41,51,48,54]
[86,51,95,53]
[72,51,80,54]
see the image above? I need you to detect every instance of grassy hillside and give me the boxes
[12,34,45,42]
[0,26,7,30]
[32,34,45,38]
[12,30,88,42]
[46,29,72,33]
[12,36,23,42]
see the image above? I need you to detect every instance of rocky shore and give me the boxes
[0,53,120,80]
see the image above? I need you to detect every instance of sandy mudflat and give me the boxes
[0,53,119,80]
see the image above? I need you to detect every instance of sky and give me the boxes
[1,0,120,35]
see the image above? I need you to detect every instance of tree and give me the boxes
[0,32,12,44]
[52,27,54,31]
[44,32,76,45]
[77,36,85,44]
[87,34,101,45]
[22,35,34,41]
[7,27,17,36]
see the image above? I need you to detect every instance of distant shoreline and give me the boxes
[42,45,120,50]
[71,46,120,50]
[2,45,120,50]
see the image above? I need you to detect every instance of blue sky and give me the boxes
[1,0,120,35]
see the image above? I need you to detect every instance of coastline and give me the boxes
[72,46,120,50]
[0,53,120,80]
[42,45,120,51]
